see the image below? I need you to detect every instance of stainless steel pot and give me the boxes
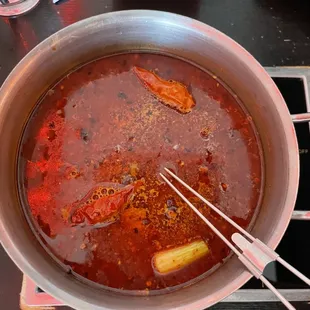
[0,10,307,310]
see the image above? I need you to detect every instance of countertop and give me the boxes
[1,0,310,309]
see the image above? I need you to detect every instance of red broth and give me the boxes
[19,53,262,292]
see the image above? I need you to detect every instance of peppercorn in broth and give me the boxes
[19,53,262,292]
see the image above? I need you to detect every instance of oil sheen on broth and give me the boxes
[19,53,262,291]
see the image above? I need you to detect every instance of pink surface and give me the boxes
[22,276,64,307]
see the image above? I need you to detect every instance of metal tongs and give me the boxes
[160,168,310,310]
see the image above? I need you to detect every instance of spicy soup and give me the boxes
[18,53,262,292]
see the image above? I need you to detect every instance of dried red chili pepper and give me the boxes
[70,180,144,226]
[133,66,195,114]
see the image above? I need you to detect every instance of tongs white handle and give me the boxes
[160,168,310,310]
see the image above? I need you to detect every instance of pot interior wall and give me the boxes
[0,11,298,310]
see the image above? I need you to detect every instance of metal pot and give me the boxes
[0,10,307,310]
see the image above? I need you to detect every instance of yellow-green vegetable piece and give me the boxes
[153,239,209,274]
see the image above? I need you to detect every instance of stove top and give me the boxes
[21,67,310,309]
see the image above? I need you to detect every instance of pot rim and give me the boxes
[0,10,299,309]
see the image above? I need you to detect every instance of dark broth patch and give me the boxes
[19,53,262,291]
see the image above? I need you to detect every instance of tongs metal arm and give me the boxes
[160,168,310,310]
